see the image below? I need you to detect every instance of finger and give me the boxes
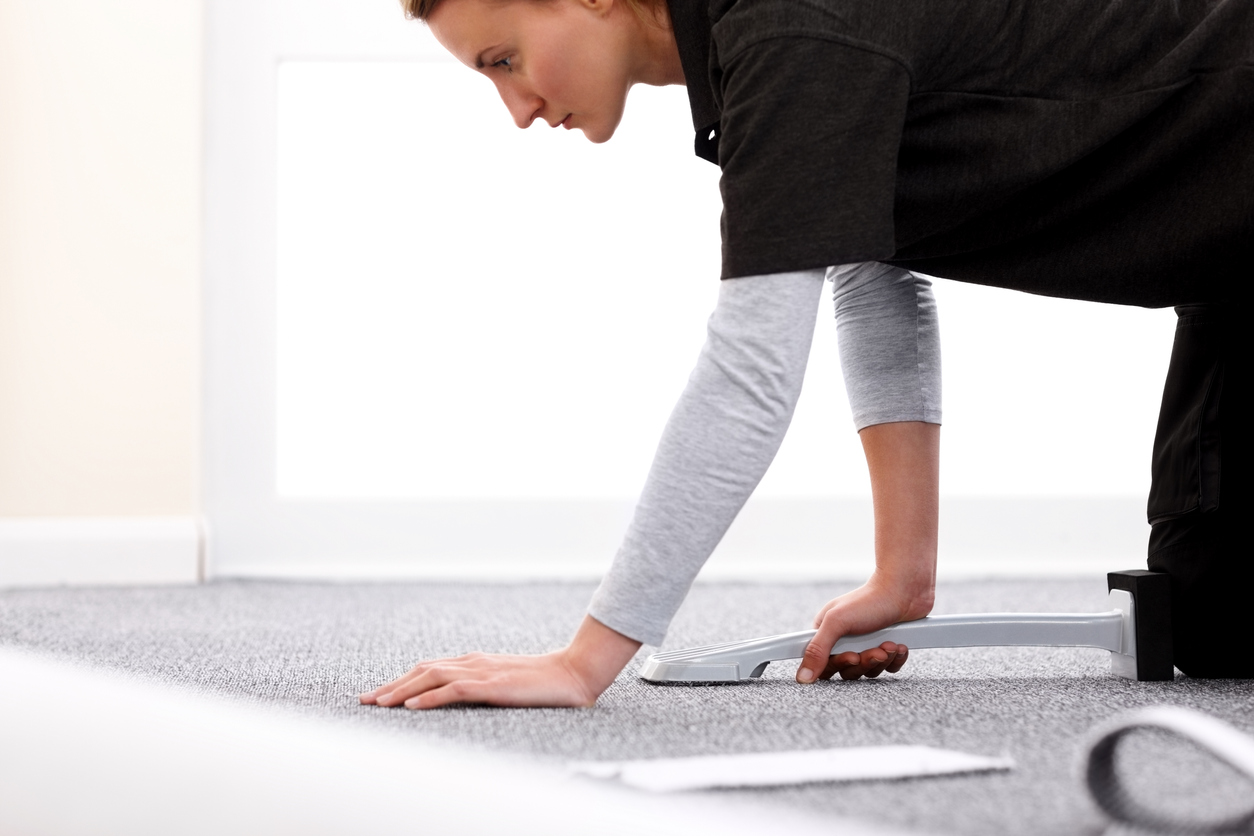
[374,651,485,691]
[362,682,402,705]
[839,647,890,680]
[799,611,847,683]
[376,664,462,707]
[360,675,416,703]
[372,675,421,707]
[819,651,862,680]
[859,645,897,679]
[365,663,433,704]
[886,645,909,673]
[404,679,484,710]
[369,653,490,705]
[840,643,908,680]
[839,662,871,680]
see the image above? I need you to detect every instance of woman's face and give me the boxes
[429,0,640,143]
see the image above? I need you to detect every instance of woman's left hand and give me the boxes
[797,573,931,683]
[797,421,939,682]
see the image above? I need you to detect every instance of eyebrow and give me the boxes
[474,46,501,70]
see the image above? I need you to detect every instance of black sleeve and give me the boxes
[714,36,912,278]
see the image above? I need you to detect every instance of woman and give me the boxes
[361,0,1252,709]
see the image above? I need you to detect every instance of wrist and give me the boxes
[866,566,935,622]
[558,615,643,706]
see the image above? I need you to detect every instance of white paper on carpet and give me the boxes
[571,746,1014,792]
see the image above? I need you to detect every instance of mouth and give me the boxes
[560,114,573,129]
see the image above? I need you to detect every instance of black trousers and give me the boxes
[1146,304,1252,677]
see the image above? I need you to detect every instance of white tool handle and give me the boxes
[639,600,1131,682]
[831,610,1126,655]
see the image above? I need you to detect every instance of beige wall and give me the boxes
[0,0,202,516]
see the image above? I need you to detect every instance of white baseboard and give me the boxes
[214,497,1151,582]
[0,517,202,589]
[0,500,1147,588]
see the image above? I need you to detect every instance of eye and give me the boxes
[492,56,513,70]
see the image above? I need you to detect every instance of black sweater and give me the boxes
[669,0,1254,306]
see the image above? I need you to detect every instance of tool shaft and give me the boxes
[640,610,1127,682]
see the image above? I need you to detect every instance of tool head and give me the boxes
[1107,570,1174,681]
[636,659,743,683]
[638,632,814,683]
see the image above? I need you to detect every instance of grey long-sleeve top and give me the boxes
[586,263,940,647]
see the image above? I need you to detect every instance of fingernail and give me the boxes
[798,667,815,683]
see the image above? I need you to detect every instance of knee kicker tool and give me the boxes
[640,570,1174,683]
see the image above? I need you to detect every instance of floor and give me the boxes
[1,577,1251,835]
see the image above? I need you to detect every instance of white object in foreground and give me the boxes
[641,589,1141,682]
[1084,706,1254,833]
[0,647,894,836]
[572,746,1014,792]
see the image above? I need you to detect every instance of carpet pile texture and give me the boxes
[2,577,1251,835]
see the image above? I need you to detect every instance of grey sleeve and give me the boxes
[587,263,941,647]
[587,270,825,647]
[828,262,942,429]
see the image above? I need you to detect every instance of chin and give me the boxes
[581,105,626,144]
[582,129,613,143]
[580,123,615,144]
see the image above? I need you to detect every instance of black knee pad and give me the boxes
[1149,511,1254,678]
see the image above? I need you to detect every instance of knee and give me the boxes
[1148,510,1254,678]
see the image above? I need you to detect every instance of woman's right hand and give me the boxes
[359,614,642,710]
[360,650,602,709]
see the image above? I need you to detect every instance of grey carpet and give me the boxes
[2,577,1251,835]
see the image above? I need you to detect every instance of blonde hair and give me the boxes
[400,0,669,25]
[400,0,443,20]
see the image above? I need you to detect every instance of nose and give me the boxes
[495,81,544,129]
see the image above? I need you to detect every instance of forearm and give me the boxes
[587,270,826,646]
[794,264,943,681]
[833,263,941,611]
[589,262,941,652]
[859,421,939,618]
[798,422,938,682]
